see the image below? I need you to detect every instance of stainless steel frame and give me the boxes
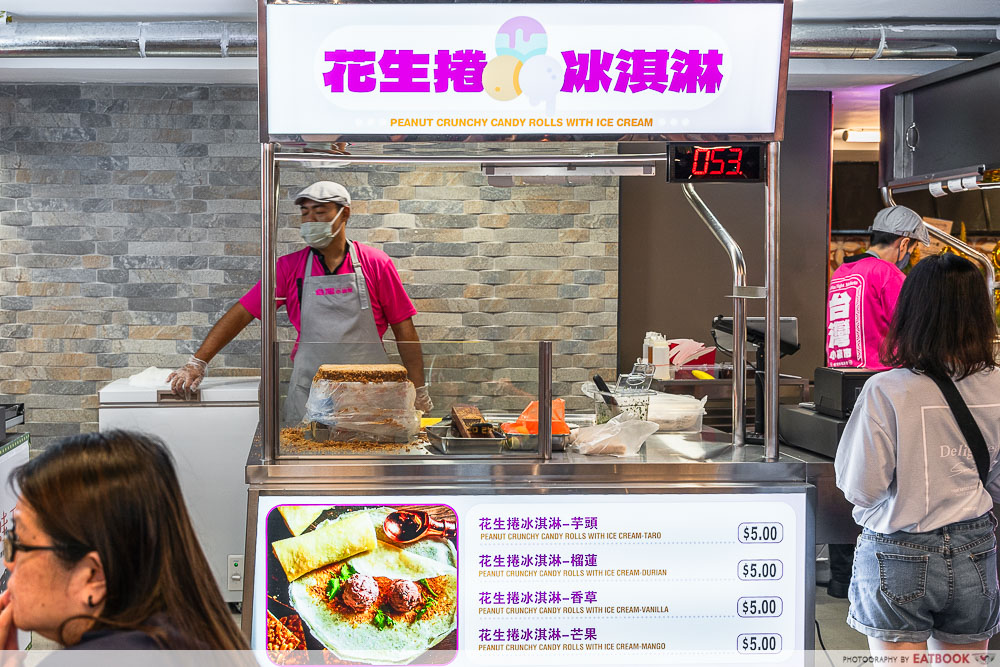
[275,152,668,166]
[680,184,748,446]
[258,146,787,461]
[538,341,553,460]
[247,0,821,650]
[765,142,781,461]
[259,148,674,460]
[881,185,996,297]
[260,143,279,464]
[255,0,793,144]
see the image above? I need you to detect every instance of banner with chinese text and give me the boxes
[262,2,788,138]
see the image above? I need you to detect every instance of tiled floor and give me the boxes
[815,584,869,651]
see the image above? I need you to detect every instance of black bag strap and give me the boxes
[925,372,992,488]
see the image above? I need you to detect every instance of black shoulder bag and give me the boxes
[925,372,992,488]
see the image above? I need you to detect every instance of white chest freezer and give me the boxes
[98,375,260,605]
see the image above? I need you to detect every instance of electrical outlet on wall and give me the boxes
[227,555,244,591]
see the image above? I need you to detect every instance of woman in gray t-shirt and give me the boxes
[836,253,1000,653]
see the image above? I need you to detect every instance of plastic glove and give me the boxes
[167,355,208,399]
[415,385,434,413]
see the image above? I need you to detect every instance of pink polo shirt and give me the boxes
[239,243,417,358]
[825,254,905,371]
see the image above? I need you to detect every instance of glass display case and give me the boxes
[270,338,622,459]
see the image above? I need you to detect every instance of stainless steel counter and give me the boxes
[245,426,856,545]
[242,426,846,645]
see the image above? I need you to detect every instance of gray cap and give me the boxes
[871,205,930,245]
[294,181,351,207]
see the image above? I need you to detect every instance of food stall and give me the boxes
[244,1,844,664]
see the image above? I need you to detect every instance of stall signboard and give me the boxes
[260,1,791,141]
[252,491,808,666]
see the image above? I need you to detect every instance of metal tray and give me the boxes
[502,432,569,452]
[307,422,412,444]
[425,420,506,455]
[503,413,595,452]
[425,414,594,454]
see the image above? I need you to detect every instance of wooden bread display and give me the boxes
[450,404,484,438]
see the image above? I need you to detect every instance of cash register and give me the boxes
[779,367,879,458]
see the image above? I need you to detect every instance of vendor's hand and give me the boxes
[167,355,208,398]
[415,385,433,413]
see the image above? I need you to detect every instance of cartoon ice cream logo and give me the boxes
[519,55,562,112]
[483,55,522,102]
[485,16,564,114]
[495,16,547,60]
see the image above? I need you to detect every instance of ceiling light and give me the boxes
[841,129,880,143]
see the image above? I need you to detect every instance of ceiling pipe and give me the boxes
[0,19,997,59]
[791,21,1000,59]
[0,21,256,58]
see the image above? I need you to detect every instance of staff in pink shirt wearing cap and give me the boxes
[823,206,930,600]
[168,181,432,423]
[826,205,931,371]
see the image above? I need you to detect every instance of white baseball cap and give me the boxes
[294,181,351,207]
[871,206,930,246]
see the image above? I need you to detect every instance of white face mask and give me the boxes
[300,209,344,249]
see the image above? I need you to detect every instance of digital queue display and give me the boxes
[669,144,766,183]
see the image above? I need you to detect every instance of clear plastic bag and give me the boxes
[302,380,420,442]
[569,412,658,457]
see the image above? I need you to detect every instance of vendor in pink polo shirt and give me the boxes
[168,181,432,423]
[823,206,929,600]
[826,205,930,371]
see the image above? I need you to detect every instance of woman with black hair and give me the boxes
[836,253,1000,652]
[0,430,249,650]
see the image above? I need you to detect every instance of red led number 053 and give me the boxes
[692,147,744,176]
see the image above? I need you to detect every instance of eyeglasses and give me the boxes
[2,528,60,562]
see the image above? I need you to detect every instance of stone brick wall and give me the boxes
[0,84,618,447]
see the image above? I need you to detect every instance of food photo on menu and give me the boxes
[266,504,458,665]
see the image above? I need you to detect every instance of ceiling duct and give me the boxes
[0,19,997,59]
[791,21,1000,59]
[0,21,256,58]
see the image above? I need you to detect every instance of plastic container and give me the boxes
[594,391,652,424]
[648,405,704,433]
[647,392,707,433]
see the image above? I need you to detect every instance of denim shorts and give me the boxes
[847,513,1000,643]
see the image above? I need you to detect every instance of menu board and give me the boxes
[252,492,808,666]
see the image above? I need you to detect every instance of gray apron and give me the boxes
[283,241,389,425]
